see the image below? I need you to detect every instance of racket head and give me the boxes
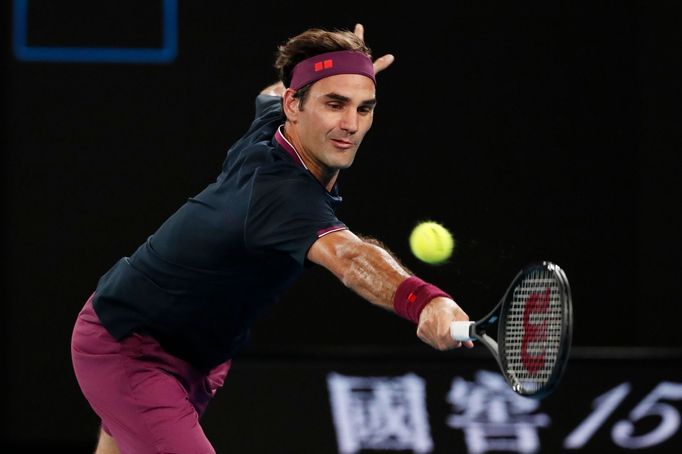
[497,261,573,398]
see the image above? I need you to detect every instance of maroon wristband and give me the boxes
[393,276,453,324]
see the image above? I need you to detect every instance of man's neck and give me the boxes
[282,125,338,192]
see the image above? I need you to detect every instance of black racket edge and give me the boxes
[498,261,573,399]
[536,261,573,399]
[464,267,528,388]
[540,263,573,397]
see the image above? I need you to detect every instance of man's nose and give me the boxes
[339,110,359,133]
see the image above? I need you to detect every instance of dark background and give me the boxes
[2,0,680,451]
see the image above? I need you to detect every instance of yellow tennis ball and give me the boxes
[409,221,454,265]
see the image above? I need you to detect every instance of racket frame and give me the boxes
[460,261,573,399]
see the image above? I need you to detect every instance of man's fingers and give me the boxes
[354,23,364,41]
[373,54,395,74]
[353,23,394,75]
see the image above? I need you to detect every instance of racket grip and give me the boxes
[450,321,475,341]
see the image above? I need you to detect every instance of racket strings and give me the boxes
[503,269,565,394]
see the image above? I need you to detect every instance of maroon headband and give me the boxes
[290,50,376,90]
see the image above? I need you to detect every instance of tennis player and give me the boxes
[71,24,473,453]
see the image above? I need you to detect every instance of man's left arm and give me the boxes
[260,81,285,97]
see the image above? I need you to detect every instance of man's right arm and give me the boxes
[307,229,474,350]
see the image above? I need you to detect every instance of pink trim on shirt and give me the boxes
[275,126,308,169]
[317,226,347,237]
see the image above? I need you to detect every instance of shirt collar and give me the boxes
[275,125,308,170]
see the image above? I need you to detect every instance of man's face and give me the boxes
[293,74,376,171]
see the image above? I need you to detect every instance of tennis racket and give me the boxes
[451,261,573,399]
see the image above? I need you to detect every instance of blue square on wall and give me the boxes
[12,0,178,64]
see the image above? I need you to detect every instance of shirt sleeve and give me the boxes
[244,95,282,137]
[254,94,281,118]
[244,165,346,265]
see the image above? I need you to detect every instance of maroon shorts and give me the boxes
[71,294,231,454]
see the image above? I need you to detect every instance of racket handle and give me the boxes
[450,321,475,341]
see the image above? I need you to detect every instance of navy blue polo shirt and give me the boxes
[92,95,347,371]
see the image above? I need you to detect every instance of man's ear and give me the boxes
[282,88,300,122]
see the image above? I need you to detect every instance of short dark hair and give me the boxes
[274,28,372,103]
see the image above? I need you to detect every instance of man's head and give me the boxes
[275,28,373,103]
[274,28,377,184]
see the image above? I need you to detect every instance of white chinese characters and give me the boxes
[327,372,433,454]
[446,370,550,454]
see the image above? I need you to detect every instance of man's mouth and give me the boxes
[330,138,354,149]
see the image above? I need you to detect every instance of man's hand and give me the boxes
[416,297,475,350]
[354,23,395,74]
